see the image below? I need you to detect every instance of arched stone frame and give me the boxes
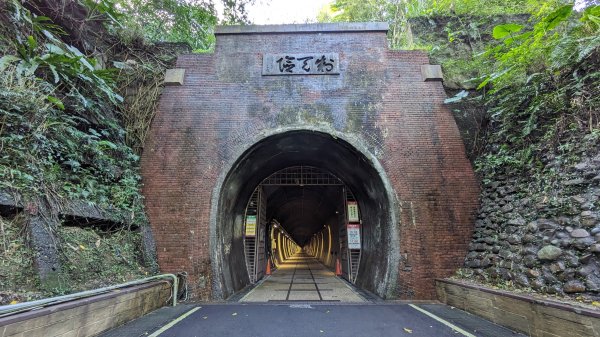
[208,126,402,300]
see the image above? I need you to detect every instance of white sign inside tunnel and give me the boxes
[347,224,361,249]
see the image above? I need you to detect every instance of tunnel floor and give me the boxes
[240,251,365,302]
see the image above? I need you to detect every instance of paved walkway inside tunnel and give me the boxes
[240,252,365,302]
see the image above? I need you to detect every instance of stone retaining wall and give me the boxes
[0,281,172,337]
[464,147,600,297]
[436,279,600,337]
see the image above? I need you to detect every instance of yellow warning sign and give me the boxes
[245,215,257,237]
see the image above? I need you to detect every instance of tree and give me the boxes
[318,0,412,48]
[221,0,256,24]
[112,0,257,51]
[114,0,217,51]
[317,0,576,49]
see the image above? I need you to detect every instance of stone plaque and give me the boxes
[262,53,340,75]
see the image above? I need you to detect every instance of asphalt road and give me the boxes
[101,303,525,337]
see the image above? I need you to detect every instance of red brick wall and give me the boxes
[141,25,479,300]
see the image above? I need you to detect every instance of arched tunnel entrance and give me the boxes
[213,130,398,300]
[243,166,361,284]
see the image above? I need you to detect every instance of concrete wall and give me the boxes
[0,282,171,337]
[141,23,479,300]
[436,279,600,336]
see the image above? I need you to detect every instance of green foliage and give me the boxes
[318,0,569,48]
[0,0,162,299]
[0,69,145,222]
[221,0,256,24]
[320,0,414,48]
[0,1,148,224]
[478,5,576,91]
[59,226,147,291]
[81,0,125,30]
[0,215,39,295]
[2,2,123,115]
[114,0,217,51]
[492,23,524,39]
[404,0,568,16]
[475,4,600,173]
[92,0,257,50]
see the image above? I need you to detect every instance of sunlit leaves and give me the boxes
[492,23,524,39]
[0,0,145,223]
[480,4,578,92]
[115,0,217,51]
[542,4,573,30]
[46,96,65,110]
[475,3,600,175]
[581,5,600,27]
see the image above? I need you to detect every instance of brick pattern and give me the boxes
[141,28,479,300]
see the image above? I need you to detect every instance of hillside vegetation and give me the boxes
[320,0,600,302]
[0,0,247,303]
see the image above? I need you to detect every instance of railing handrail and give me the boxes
[0,274,178,317]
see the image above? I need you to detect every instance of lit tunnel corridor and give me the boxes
[242,166,362,285]
[214,131,398,300]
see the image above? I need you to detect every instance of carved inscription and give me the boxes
[262,53,340,75]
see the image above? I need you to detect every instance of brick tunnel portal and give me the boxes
[214,130,398,299]
[141,23,480,302]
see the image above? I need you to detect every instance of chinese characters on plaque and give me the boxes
[262,53,340,75]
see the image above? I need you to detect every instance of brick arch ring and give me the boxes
[208,126,401,300]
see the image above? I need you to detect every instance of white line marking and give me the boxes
[289,304,313,309]
[408,304,477,337]
[148,306,201,337]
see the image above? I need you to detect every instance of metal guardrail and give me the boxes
[0,274,179,317]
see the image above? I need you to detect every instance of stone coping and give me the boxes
[215,22,389,35]
[0,281,169,325]
[436,278,600,318]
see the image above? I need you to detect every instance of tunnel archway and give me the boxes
[243,166,360,284]
[211,130,399,300]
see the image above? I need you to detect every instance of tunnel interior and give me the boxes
[242,167,358,283]
[264,183,343,247]
[215,130,396,299]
